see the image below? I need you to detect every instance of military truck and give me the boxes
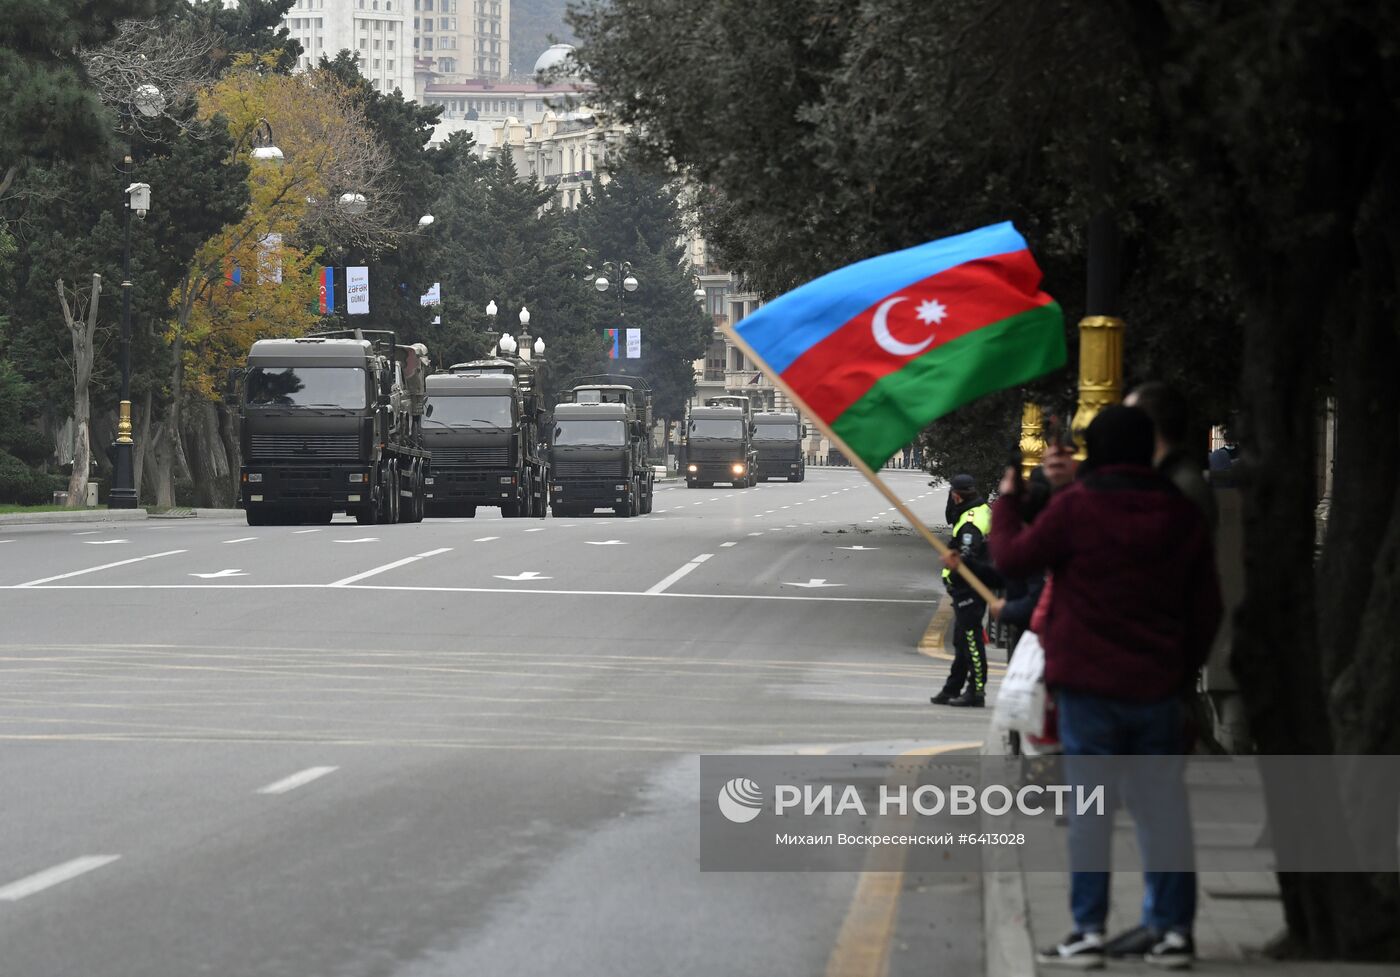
[683,397,757,488]
[235,329,430,526]
[753,410,806,482]
[422,356,548,518]
[548,375,654,517]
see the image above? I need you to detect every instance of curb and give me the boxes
[981,730,1037,977]
[0,509,148,527]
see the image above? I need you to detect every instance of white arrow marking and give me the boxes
[837,545,879,551]
[84,539,127,545]
[784,579,844,589]
[494,571,551,581]
[190,569,247,579]
[333,537,379,543]
[585,540,626,546]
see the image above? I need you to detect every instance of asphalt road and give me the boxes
[0,469,995,977]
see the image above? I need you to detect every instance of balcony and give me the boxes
[725,369,767,389]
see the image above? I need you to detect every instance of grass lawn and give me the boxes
[0,504,109,514]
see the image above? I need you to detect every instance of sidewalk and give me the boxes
[982,725,1400,976]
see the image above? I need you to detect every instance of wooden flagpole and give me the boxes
[719,321,999,604]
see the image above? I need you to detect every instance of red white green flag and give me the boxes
[726,222,1065,469]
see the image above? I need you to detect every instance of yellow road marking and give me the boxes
[824,740,982,977]
[916,595,1009,674]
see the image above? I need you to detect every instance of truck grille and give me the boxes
[689,447,740,462]
[249,433,359,459]
[431,445,509,466]
[553,458,623,477]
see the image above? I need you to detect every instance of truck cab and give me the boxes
[548,375,655,517]
[752,410,805,482]
[683,403,756,488]
[421,357,547,518]
[236,332,430,526]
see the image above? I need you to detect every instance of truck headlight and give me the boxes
[500,476,514,485]
[245,473,263,483]
[348,473,365,483]
[687,464,698,473]
[615,484,627,491]
[732,463,746,475]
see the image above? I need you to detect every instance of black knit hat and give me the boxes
[950,473,977,494]
[1081,404,1154,473]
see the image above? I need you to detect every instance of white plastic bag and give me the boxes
[992,631,1047,734]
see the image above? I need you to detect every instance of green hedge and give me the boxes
[0,452,66,506]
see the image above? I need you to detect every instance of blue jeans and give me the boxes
[1056,689,1196,935]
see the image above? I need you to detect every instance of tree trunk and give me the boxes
[135,389,153,502]
[151,333,186,508]
[58,276,101,507]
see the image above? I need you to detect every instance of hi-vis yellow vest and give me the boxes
[942,503,991,583]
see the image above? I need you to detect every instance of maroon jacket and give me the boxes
[989,465,1223,702]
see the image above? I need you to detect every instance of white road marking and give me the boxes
[585,540,626,546]
[525,528,546,533]
[293,529,321,534]
[837,545,879,551]
[328,548,452,587]
[333,537,379,544]
[223,537,257,544]
[0,540,13,544]
[495,571,551,581]
[84,539,127,545]
[645,553,714,595]
[784,579,844,589]
[190,569,247,579]
[256,766,338,795]
[0,856,120,901]
[16,550,186,587]
[474,536,500,542]
[748,532,764,536]
[721,542,737,547]
[72,531,100,536]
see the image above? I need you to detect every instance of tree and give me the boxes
[0,0,177,197]
[568,158,711,438]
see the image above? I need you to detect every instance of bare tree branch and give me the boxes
[79,19,215,139]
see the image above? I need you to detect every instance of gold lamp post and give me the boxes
[1070,170,1125,456]
[1019,402,1046,479]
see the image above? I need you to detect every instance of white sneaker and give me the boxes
[1036,930,1106,969]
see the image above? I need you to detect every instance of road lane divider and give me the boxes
[15,550,187,587]
[328,548,452,587]
[256,766,339,795]
[645,553,714,595]
[0,855,120,901]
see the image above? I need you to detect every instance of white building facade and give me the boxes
[282,0,416,100]
[411,0,509,82]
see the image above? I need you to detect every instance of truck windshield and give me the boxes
[689,418,742,439]
[755,424,800,441]
[427,395,512,428]
[554,420,626,446]
[245,366,366,408]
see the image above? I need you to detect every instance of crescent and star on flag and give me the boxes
[871,295,949,357]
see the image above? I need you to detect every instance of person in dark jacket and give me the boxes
[931,473,1000,707]
[1125,381,1217,533]
[989,405,1223,971]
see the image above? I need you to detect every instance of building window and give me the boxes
[387,39,394,49]
[359,38,367,49]
[439,57,455,72]
[413,36,419,48]
[373,38,381,48]
[386,60,394,71]
[423,37,432,49]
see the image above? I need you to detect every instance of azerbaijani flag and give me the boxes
[729,222,1065,469]
[606,327,620,359]
[319,267,335,313]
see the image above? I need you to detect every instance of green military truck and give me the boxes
[683,397,757,488]
[548,375,655,517]
[753,410,806,482]
[235,330,430,526]
[422,357,548,518]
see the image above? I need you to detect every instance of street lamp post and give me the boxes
[593,259,639,319]
[108,169,152,509]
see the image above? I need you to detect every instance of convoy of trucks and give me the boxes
[234,330,430,526]
[235,330,809,522]
[682,397,758,488]
[422,356,548,518]
[548,375,655,517]
[752,410,806,482]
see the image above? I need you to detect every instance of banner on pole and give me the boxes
[347,266,370,315]
[420,282,441,306]
[626,328,641,359]
[319,267,335,313]
[258,233,283,284]
[606,328,619,359]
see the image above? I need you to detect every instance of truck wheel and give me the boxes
[357,487,381,525]
[246,508,266,527]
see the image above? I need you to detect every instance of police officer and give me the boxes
[931,473,998,707]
